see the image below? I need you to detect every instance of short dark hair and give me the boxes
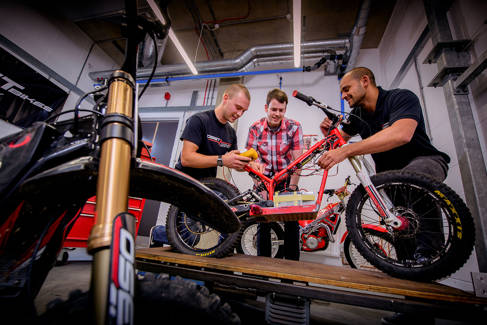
[346,67,376,86]
[266,88,288,106]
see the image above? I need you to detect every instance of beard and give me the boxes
[349,91,366,108]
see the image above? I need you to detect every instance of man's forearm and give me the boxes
[341,120,415,157]
[181,152,218,168]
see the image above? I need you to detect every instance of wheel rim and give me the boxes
[347,230,396,270]
[240,223,281,258]
[353,181,454,267]
[174,188,230,252]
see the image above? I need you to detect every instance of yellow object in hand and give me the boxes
[240,148,258,160]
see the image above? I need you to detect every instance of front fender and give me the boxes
[17,157,240,233]
[339,224,388,244]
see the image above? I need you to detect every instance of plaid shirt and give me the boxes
[246,117,303,176]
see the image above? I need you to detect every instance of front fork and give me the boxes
[348,156,403,229]
[88,71,136,325]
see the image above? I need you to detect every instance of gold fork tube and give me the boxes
[88,71,134,325]
[88,72,134,252]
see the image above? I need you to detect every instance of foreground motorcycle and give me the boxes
[0,1,240,323]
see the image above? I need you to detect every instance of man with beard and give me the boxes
[318,67,449,325]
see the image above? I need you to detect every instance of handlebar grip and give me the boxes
[240,148,258,160]
[292,90,314,106]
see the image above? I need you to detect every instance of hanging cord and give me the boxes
[194,24,206,62]
[138,30,158,100]
[74,86,109,115]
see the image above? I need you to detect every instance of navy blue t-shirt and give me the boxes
[175,110,237,179]
[341,87,450,172]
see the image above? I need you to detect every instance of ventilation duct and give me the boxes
[90,38,348,81]
[343,0,371,73]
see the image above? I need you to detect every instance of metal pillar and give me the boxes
[423,0,487,271]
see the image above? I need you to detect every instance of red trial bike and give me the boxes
[236,175,394,271]
[166,90,475,282]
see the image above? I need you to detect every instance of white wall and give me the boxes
[378,0,428,87]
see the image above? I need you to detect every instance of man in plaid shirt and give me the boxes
[246,88,304,260]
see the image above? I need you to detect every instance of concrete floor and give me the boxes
[34,258,478,324]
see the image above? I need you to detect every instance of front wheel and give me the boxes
[41,274,240,324]
[345,171,475,282]
[166,178,242,257]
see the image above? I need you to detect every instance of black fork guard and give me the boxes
[18,157,240,234]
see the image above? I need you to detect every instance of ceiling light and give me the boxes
[146,0,198,75]
[293,0,302,68]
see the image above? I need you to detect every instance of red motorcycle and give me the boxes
[237,177,395,270]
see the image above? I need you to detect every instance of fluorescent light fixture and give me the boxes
[293,0,301,68]
[146,0,198,75]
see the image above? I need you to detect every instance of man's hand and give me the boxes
[320,118,332,136]
[222,150,251,170]
[317,147,348,170]
[248,160,265,174]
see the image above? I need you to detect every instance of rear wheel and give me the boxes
[343,228,395,270]
[237,221,284,258]
[346,171,475,281]
[166,178,242,257]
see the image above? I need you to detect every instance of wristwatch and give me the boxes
[217,155,223,167]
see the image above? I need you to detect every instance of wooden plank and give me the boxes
[136,247,487,305]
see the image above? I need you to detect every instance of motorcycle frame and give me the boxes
[244,126,400,228]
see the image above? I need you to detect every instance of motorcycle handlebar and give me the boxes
[292,90,314,106]
[292,90,339,123]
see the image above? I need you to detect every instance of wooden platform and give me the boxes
[136,247,487,320]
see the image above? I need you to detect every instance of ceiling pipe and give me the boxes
[89,38,349,81]
[343,0,371,74]
[240,52,337,72]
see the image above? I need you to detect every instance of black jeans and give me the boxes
[399,155,449,258]
[256,178,300,261]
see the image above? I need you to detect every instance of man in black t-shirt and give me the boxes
[318,67,448,325]
[318,67,449,178]
[175,84,252,179]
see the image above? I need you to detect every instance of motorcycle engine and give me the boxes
[301,233,328,251]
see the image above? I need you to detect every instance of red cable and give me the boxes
[194,27,210,59]
[203,80,209,106]
[202,0,251,25]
